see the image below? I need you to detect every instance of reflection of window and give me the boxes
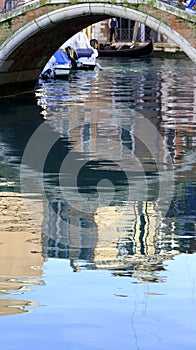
[121,125,134,157]
[83,123,91,153]
[121,126,133,150]
[117,239,135,257]
[62,118,70,140]
[165,128,176,163]
[78,218,95,260]
[139,213,146,255]
[78,217,92,229]
[184,222,195,233]
[44,202,71,259]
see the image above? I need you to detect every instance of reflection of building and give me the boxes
[94,201,160,260]
[42,185,195,281]
[160,60,196,170]
[36,103,184,281]
[36,60,196,282]
[0,191,44,316]
[166,184,196,254]
[38,111,195,281]
[42,199,164,269]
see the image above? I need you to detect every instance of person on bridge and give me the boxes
[185,0,196,12]
[108,17,118,43]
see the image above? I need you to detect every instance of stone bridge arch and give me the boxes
[0,2,195,95]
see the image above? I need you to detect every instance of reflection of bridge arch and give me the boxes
[0,2,196,94]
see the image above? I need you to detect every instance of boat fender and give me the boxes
[90,39,99,49]
[65,46,77,70]
[95,62,103,70]
[41,68,52,80]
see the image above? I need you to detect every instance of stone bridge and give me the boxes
[0,0,195,96]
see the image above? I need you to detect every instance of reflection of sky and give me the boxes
[0,255,195,350]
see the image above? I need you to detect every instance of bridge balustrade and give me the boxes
[0,0,194,14]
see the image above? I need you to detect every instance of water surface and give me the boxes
[0,57,195,349]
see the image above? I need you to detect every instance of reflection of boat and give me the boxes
[97,40,153,58]
[40,49,72,80]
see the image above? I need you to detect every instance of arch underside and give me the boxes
[0,3,195,94]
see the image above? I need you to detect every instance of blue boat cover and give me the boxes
[54,50,71,64]
[75,48,94,58]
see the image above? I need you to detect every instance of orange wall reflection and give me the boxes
[0,191,44,316]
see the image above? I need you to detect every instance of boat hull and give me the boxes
[98,40,153,58]
[74,63,95,70]
[54,64,70,77]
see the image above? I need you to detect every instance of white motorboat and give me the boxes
[40,32,100,81]
[40,49,72,80]
[61,31,98,71]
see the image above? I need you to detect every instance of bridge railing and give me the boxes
[0,0,183,13]
[0,0,193,14]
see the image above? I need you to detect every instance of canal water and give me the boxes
[0,56,195,349]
